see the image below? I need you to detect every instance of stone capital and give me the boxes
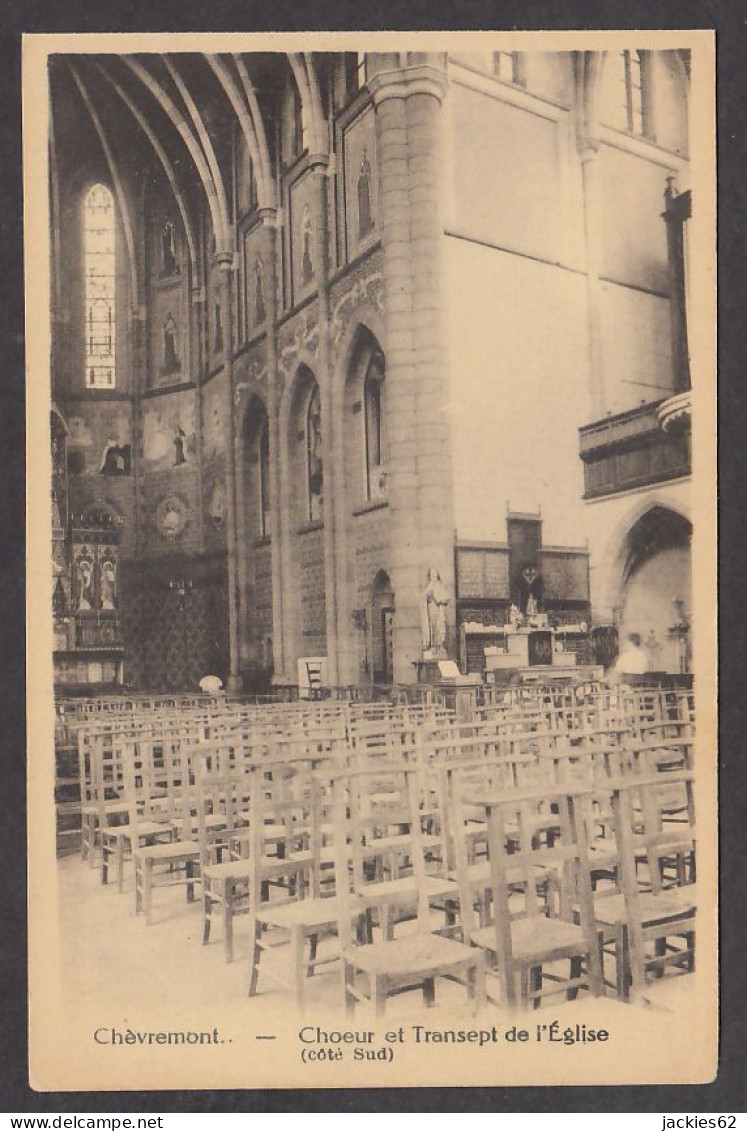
[368,63,448,108]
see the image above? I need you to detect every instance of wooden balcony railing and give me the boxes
[579,400,691,500]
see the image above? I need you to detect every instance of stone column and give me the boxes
[217,252,242,690]
[129,306,148,553]
[580,142,606,419]
[260,210,287,682]
[310,154,339,686]
[370,55,454,683]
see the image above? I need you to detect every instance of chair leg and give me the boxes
[372,975,387,1019]
[423,977,436,1008]
[567,956,582,1001]
[223,880,234,964]
[116,837,125,893]
[307,933,318,978]
[248,918,261,998]
[344,960,356,1017]
[143,858,153,926]
[291,926,306,1014]
[186,859,196,903]
[202,881,212,946]
[134,857,142,915]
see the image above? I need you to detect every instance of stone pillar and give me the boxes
[217,252,242,691]
[370,55,454,683]
[310,154,339,686]
[260,211,287,682]
[130,306,147,552]
[580,142,606,419]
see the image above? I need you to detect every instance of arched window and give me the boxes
[83,183,116,389]
[601,50,649,136]
[357,150,374,238]
[364,350,385,500]
[306,383,323,521]
[259,423,271,537]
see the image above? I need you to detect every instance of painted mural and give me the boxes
[289,171,318,305]
[141,391,197,472]
[343,105,379,259]
[66,406,132,478]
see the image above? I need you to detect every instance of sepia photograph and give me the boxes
[24,30,717,1092]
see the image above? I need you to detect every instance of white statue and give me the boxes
[420,567,449,656]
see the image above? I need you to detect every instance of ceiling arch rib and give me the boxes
[95,62,199,279]
[205,54,275,214]
[287,54,319,159]
[123,55,230,255]
[232,54,274,207]
[68,64,140,309]
[303,52,328,157]
[162,56,232,251]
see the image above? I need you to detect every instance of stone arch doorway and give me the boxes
[370,569,394,685]
[618,506,692,674]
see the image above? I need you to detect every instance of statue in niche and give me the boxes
[163,312,179,373]
[301,204,314,285]
[173,427,187,466]
[420,567,449,657]
[519,564,542,615]
[357,149,374,237]
[307,387,323,517]
[254,257,266,324]
[214,302,224,354]
[77,558,94,612]
[100,559,117,611]
[161,220,177,276]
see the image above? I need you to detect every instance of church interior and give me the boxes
[47,48,700,1026]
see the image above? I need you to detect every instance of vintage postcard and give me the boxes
[25,30,717,1092]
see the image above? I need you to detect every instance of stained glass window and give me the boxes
[84,184,116,389]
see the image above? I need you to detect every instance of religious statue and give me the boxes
[100,560,117,611]
[77,559,94,612]
[301,204,314,284]
[163,312,179,372]
[508,603,522,629]
[420,567,449,657]
[173,427,187,466]
[254,257,266,325]
[161,221,177,276]
[526,594,539,618]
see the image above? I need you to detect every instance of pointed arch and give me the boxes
[123,55,229,254]
[96,62,198,278]
[162,56,231,246]
[68,64,140,309]
[206,55,276,215]
[233,54,275,208]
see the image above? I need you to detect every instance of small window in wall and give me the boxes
[603,50,648,135]
[214,300,224,354]
[83,183,116,389]
[364,351,385,500]
[307,384,323,522]
[259,423,271,537]
[493,52,523,86]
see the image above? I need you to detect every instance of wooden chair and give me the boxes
[594,772,696,1002]
[122,733,201,926]
[335,764,485,1018]
[459,780,604,1012]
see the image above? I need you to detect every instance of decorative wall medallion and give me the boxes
[154,494,189,541]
